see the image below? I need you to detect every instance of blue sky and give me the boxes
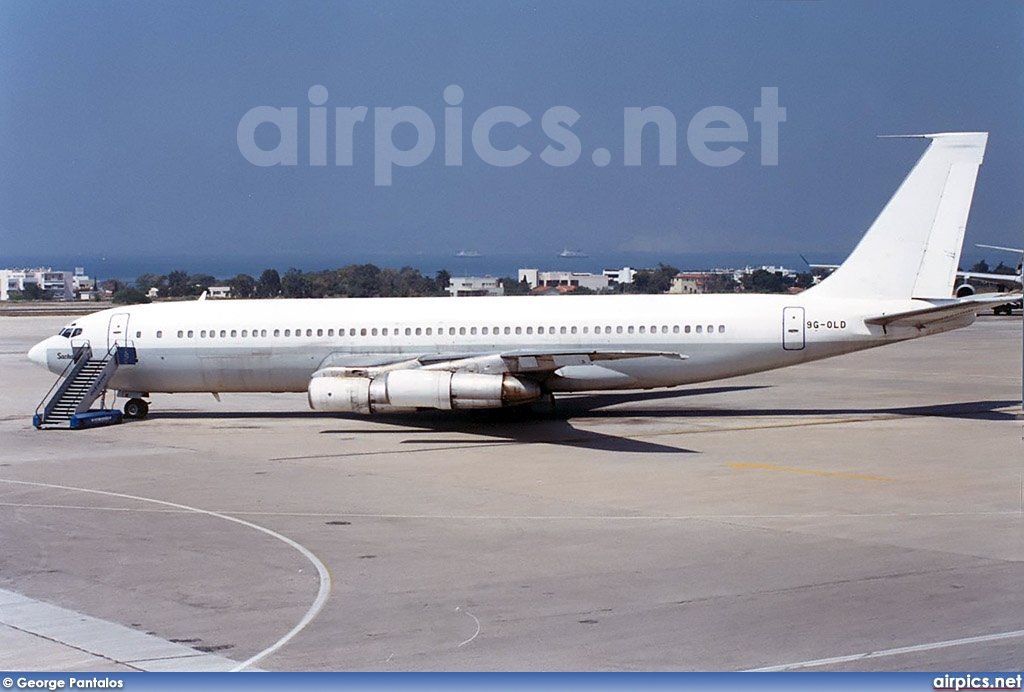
[1,0,1021,262]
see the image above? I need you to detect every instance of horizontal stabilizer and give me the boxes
[865,293,1021,329]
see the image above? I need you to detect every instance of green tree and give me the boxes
[500,276,531,295]
[10,283,47,301]
[741,269,792,293]
[227,273,256,299]
[112,287,151,304]
[166,270,190,297]
[256,269,281,298]
[281,268,315,298]
[188,274,216,296]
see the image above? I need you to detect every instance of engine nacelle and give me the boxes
[308,370,542,413]
[954,283,975,298]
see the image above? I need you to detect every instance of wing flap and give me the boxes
[500,350,687,373]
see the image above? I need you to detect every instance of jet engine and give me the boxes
[954,282,975,298]
[308,369,542,414]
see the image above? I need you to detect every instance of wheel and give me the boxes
[123,398,149,420]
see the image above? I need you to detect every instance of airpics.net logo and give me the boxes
[236,85,786,186]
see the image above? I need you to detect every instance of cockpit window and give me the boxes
[59,327,82,338]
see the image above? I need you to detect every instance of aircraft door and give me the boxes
[107,313,130,350]
[782,307,805,351]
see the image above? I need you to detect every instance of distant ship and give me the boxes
[557,248,588,258]
[453,250,483,258]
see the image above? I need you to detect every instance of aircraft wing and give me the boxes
[316,349,687,377]
[956,270,1022,288]
[498,349,686,373]
[865,293,1022,330]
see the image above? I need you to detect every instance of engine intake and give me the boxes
[308,370,542,414]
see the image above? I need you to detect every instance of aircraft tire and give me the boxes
[123,398,149,420]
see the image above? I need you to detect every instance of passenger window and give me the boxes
[187,330,194,338]
[383,328,389,336]
[230,330,236,337]
[470,327,477,335]
[650,325,657,333]
[284,329,290,337]
[177,330,183,338]
[415,327,422,336]
[274,329,280,337]
[201,330,207,338]
[317,329,323,337]
[425,328,431,336]
[449,327,456,336]
[481,327,488,335]
[349,328,356,337]
[606,326,613,334]
[616,326,623,334]
[327,329,334,337]
[359,328,366,336]
[696,325,703,334]
[515,326,522,335]
[673,325,680,334]
[582,326,588,334]
[241,330,248,337]
[135,331,141,338]
[685,325,691,334]
[526,327,533,334]
[538,326,544,335]
[662,326,668,334]
[628,326,635,334]
[306,329,313,337]
[505,327,511,335]
[156,330,162,338]
[639,326,645,334]
[707,324,713,333]
[459,327,466,335]
[718,325,725,333]
[569,326,575,334]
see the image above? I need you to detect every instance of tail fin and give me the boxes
[808,132,988,300]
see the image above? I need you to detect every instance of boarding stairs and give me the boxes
[33,343,133,430]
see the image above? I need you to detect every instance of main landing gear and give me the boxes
[123,397,149,420]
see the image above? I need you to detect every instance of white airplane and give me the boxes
[954,243,1023,315]
[28,132,1018,422]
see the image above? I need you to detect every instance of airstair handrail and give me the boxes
[34,341,92,420]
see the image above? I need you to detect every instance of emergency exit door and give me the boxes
[782,307,805,350]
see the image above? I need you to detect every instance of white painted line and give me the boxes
[0,479,332,672]
[0,587,244,671]
[455,607,480,648]
[747,628,1024,671]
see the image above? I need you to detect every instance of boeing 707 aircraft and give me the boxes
[28,133,1017,422]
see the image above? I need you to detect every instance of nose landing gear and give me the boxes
[123,398,149,420]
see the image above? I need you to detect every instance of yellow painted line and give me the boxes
[728,462,893,482]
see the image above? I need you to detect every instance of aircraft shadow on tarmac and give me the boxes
[149,387,1022,456]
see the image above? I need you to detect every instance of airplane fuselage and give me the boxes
[29,292,965,398]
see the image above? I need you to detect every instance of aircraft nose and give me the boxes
[28,338,50,367]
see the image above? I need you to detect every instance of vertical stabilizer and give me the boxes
[808,132,987,300]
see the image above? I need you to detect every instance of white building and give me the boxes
[0,267,75,301]
[602,266,636,285]
[518,269,610,291]
[207,286,232,299]
[446,276,504,297]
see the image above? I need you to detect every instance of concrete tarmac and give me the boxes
[1,314,1021,671]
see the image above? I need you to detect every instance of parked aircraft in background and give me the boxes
[28,133,1019,423]
[953,244,1023,315]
